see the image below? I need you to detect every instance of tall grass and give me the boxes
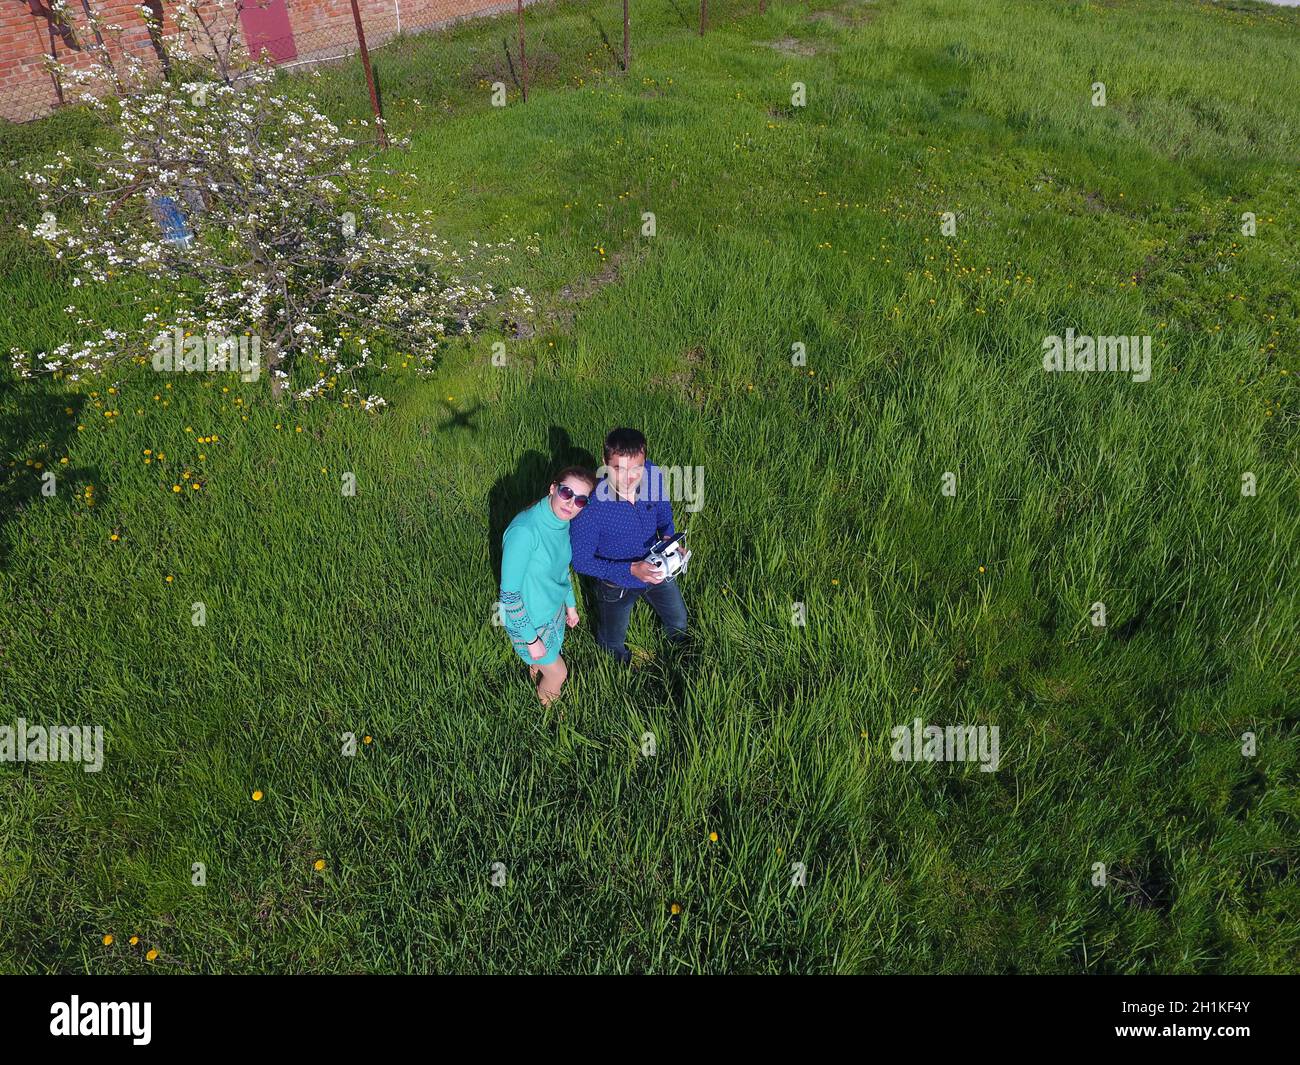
[0,0,1296,973]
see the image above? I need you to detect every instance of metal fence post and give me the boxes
[517,0,528,102]
[348,0,388,146]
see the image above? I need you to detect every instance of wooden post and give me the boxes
[623,0,629,72]
[348,0,387,146]
[699,0,707,36]
[517,0,528,102]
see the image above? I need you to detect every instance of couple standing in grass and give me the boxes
[499,428,689,705]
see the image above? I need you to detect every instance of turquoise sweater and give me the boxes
[500,497,577,654]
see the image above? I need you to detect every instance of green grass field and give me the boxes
[1,0,1297,973]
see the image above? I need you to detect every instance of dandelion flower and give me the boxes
[102,934,113,946]
[146,949,158,961]
[252,789,263,801]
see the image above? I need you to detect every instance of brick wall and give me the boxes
[2,0,166,122]
[0,0,517,123]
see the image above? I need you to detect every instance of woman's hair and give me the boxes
[552,465,597,491]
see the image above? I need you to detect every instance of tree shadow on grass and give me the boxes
[664,0,694,32]
[0,380,94,571]
[583,14,624,71]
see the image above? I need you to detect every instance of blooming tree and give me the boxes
[16,0,533,403]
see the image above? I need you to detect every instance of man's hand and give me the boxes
[527,637,546,660]
[566,607,580,628]
[630,561,665,585]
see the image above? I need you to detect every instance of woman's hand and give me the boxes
[527,637,547,660]
[566,607,580,629]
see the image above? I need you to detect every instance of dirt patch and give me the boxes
[804,0,877,27]
[541,244,650,335]
[767,37,821,57]
[466,38,563,93]
[647,344,707,410]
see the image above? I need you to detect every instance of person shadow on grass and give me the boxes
[487,425,598,588]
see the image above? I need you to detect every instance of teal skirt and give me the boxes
[511,604,565,666]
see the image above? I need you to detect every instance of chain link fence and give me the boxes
[2,0,768,126]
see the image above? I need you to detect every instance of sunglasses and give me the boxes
[555,483,590,507]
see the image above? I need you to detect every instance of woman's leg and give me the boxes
[535,655,568,706]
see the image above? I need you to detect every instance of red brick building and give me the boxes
[1,0,510,122]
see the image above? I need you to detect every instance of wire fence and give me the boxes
[1,0,769,126]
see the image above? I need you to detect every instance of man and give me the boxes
[569,428,689,664]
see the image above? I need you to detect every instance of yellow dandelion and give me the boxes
[670,903,681,915]
[129,936,139,946]
[146,949,158,961]
[709,831,719,843]
[252,789,263,801]
[102,934,114,946]
[314,859,326,871]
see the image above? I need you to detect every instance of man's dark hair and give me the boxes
[552,465,597,491]
[603,427,647,461]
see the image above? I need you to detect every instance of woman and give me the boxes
[499,466,596,706]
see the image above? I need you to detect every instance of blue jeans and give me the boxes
[594,578,688,663]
